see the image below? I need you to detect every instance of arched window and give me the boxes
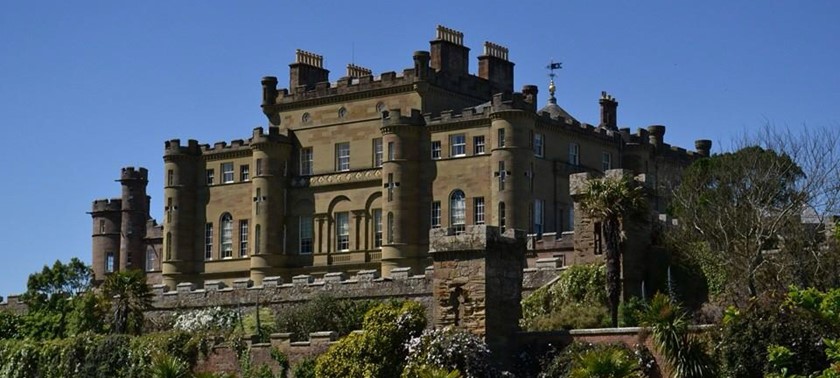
[220,213,233,258]
[387,212,394,244]
[450,190,466,233]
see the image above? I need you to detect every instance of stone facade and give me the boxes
[89,24,710,290]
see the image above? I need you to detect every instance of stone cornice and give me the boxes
[290,168,382,188]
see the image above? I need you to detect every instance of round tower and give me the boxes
[489,100,535,233]
[379,109,432,277]
[162,139,202,289]
[248,127,292,286]
[90,198,122,282]
[118,167,149,271]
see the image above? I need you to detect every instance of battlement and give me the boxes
[199,138,251,154]
[381,108,425,127]
[119,166,148,181]
[429,225,526,253]
[164,139,202,157]
[91,198,122,213]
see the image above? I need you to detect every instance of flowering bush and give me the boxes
[173,307,237,333]
[403,327,492,378]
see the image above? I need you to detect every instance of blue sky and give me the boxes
[0,1,838,295]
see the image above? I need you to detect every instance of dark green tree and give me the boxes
[20,258,93,339]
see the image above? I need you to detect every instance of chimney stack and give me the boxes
[599,91,618,130]
[289,49,330,92]
[430,25,469,75]
[478,41,514,93]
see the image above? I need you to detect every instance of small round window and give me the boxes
[301,112,311,123]
[338,107,348,119]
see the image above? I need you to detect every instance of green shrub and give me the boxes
[292,358,316,378]
[242,308,277,342]
[618,296,646,327]
[524,302,610,331]
[0,311,22,339]
[402,326,491,377]
[276,294,379,341]
[315,301,426,378]
[542,342,643,378]
[522,263,608,330]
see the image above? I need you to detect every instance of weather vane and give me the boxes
[546,60,562,102]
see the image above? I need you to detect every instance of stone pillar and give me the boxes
[429,225,526,369]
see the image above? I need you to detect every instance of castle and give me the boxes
[89,25,711,290]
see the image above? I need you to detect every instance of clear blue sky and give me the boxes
[1,1,838,295]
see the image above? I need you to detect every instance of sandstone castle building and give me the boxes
[90,26,711,289]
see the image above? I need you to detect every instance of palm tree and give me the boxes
[579,174,647,327]
[640,293,716,378]
[102,269,153,334]
[569,347,640,378]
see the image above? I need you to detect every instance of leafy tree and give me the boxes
[521,263,609,330]
[102,269,153,335]
[579,174,647,327]
[671,126,840,302]
[19,258,93,339]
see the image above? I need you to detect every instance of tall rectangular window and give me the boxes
[534,133,544,157]
[450,134,466,157]
[431,201,441,228]
[206,169,215,185]
[431,141,442,159]
[336,143,350,171]
[388,141,395,161]
[387,212,394,244]
[145,247,156,272]
[106,252,115,273]
[499,202,506,232]
[569,143,580,166]
[474,136,485,155]
[256,158,263,176]
[299,216,313,254]
[204,223,213,260]
[239,220,249,257]
[534,199,544,236]
[99,220,106,234]
[498,161,506,191]
[222,162,234,183]
[602,151,612,171]
[240,165,250,182]
[474,197,485,224]
[498,128,506,148]
[300,147,313,175]
[336,212,349,251]
[373,209,382,248]
[373,138,383,167]
[167,169,174,186]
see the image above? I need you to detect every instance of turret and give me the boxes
[413,51,430,81]
[695,139,712,157]
[118,167,149,271]
[248,127,292,285]
[162,139,202,289]
[90,198,122,282]
[489,95,535,234]
[647,125,666,149]
[379,109,432,276]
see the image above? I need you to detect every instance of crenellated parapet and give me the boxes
[91,198,122,213]
[164,139,202,159]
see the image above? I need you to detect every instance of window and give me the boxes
[534,199,544,236]
[336,143,350,171]
[165,232,172,260]
[240,165,250,181]
[388,141,395,161]
[534,133,544,157]
[336,212,349,251]
[106,252,115,273]
[222,162,234,183]
[387,212,394,243]
[167,169,174,186]
[145,247,156,272]
[206,169,215,185]
[205,223,213,260]
[221,214,233,258]
[373,138,383,167]
[166,198,173,223]
[602,152,612,171]
[239,220,249,257]
[568,207,575,231]
[255,188,262,215]
[99,220,105,234]
[450,190,466,233]
[255,225,261,254]
[431,141,441,159]
[299,216,313,254]
[373,209,382,248]
[498,161,506,191]
[450,134,466,157]
[529,162,534,192]
[474,197,485,224]
[300,148,313,175]
[498,128,506,148]
[499,202,506,232]
[569,143,580,166]
[431,201,441,228]
[474,136,485,155]
[256,158,263,176]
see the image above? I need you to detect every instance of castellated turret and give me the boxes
[90,198,122,282]
[162,139,202,288]
[379,109,433,276]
